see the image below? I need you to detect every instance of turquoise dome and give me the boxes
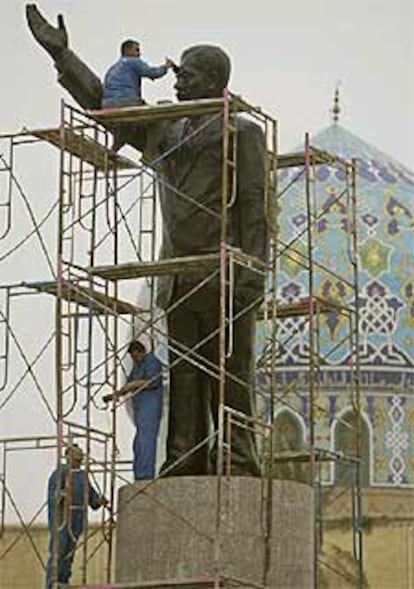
[259,124,414,388]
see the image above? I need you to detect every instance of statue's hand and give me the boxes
[26,4,68,60]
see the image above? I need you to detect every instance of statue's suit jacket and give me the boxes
[145,114,267,311]
[49,48,267,310]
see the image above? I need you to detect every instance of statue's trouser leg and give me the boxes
[165,300,211,475]
[165,288,260,476]
[209,307,261,475]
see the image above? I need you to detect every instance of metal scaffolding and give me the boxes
[0,91,364,588]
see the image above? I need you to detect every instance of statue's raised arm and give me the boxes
[26,3,103,109]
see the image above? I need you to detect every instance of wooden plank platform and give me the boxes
[30,128,138,171]
[88,253,220,280]
[87,96,254,126]
[74,576,265,588]
[258,296,350,320]
[273,448,360,464]
[277,147,351,169]
[26,281,145,315]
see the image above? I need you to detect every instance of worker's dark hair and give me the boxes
[64,443,82,457]
[181,45,231,90]
[121,39,140,56]
[127,340,146,354]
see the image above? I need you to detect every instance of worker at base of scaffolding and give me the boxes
[45,444,107,589]
[102,39,176,150]
[104,340,164,480]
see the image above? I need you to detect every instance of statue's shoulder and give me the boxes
[235,115,264,137]
[164,118,186,144]
[144,118,182,158]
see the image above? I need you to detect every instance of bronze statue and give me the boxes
[26,4,267,476]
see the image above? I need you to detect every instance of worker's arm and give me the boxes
[88,479,108,510]
[132,57,172,80]
[141,354,163,390]
[47,470,57,528]
[119,379,148,394]
[102,379,146,404]
[103,355,162,404]
[47,468,67,528]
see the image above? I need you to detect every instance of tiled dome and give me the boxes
[264,124,414,388]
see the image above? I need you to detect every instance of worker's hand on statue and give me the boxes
[165,58,178,71]
[26,4,69,59]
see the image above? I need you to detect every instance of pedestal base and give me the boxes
[116,477,314,588]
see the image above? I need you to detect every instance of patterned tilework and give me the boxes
[257,388,414,486]
[272,124,414,378]
[254,124,414,486]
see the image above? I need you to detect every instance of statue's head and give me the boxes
[175,45,231,101]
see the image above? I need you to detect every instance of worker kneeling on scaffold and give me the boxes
[102,38,177,150]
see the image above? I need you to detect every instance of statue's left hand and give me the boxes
[26,3,68,60]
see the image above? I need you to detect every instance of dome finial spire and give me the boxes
[332,83,341,124]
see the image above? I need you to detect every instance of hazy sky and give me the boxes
[1,0,414,165]
[0,0,413,526]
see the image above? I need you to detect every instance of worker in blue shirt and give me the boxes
[102,39,176,151]
[45,444,107,589]
[104,340,164,480]
[102,39,176,108]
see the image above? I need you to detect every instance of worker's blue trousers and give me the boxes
[132,388,163,479]
[45,526,78,588]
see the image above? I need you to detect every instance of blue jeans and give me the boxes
[133,389,163,479]
[45,527,78,588]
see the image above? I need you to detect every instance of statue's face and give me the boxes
[174,54,211,101]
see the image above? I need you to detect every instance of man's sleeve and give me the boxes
[132,58,168,80]
[126,367,134,383]
[143,355,163,389]
[47,471,56,526]
[235,122,267,306]
[88,477,102,510]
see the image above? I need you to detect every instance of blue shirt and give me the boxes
[47,465,101,537]
[128,352,163,406]
[102,57,168,107]
[128,352,163,390]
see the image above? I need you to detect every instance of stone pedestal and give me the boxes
[116,477,314,588]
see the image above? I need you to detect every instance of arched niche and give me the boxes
[274,409,305,452]
[333,410,371,487]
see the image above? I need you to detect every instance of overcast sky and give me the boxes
[1,0,414,165]
[0,0,413,526]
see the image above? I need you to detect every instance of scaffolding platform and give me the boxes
[273,448,360,464]
[28,128,138,172]
[277,147,351,169]
[88,253,221,280]
[25,280,145,315]
[89,248,269,281]
[87,95,255,126]
[74,577,265,588]
[258,296,349,320]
